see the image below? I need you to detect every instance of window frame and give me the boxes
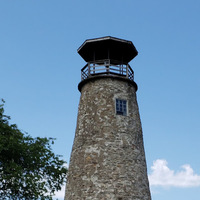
[115,98,128,116]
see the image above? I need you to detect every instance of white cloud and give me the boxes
[52,159,200,199]
[148,159,200,188]
[53,184,66,200]
[53,162,68,200]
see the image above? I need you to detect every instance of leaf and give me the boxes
[0,99,68,199]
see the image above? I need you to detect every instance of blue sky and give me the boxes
[0,0,200,199]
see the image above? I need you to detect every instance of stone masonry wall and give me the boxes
[65,77,151,200]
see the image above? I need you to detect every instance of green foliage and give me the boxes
[0,99,67,199]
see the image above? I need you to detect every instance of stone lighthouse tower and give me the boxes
[65,36,151,200]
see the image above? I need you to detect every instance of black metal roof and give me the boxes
[78,36,138,64]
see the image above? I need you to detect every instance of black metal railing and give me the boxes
[81,59,134,81]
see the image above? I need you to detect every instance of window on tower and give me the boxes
[116,99,127,116]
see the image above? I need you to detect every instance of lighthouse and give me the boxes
[65,36,151,200]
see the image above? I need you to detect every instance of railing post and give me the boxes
[88,62,90,77]
[81,69,83,80]
[93,63,95,74]
[126,64,128,78]
[108,59,110,74]
[105,59,109,74]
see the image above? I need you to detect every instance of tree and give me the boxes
[0,99,67,199]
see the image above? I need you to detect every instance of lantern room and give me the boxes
[78,36,138,81]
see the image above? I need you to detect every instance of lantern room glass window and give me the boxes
[116,99,127,116]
